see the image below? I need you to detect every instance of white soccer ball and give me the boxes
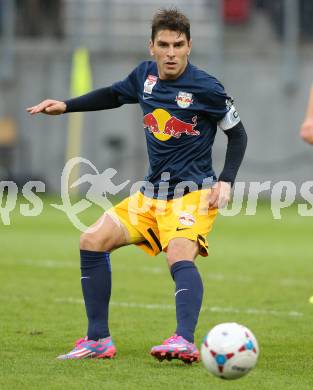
[201,322,259,380]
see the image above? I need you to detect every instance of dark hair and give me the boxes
[151,8,191,42]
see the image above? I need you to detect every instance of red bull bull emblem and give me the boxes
[179,212,195,226]
[176,91,193,108]
[143,108,199,140]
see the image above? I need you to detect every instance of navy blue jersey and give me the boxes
[111,61,238,199]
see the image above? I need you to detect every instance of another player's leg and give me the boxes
[151,238,201,364]
[57,213,129,360]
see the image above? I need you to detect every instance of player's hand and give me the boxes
[208,181,231,209]
[300,118,313,145]
[26,99,67,116]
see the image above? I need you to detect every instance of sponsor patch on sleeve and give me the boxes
[218,104,240,130]
[144,75,157,94]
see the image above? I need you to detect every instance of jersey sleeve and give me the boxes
[111,66,139,104]
[201,77,241,130]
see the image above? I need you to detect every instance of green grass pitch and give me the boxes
[1,198,313,389]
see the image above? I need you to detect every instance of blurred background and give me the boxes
[0,0,312,193]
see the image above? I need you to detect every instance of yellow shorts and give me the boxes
[107,189,218,257]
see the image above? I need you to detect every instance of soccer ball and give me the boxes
[201,322,259,380]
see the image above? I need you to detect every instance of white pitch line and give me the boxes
[207,306,303,317]
[2,258,313,287]
[0,294,303,318]
[2,258,77,268]
[54,297,303,318]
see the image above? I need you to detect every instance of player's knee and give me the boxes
[79,232,109,252]
[167,250,192,266]
[166,238,198,266]
[79,229,122,252]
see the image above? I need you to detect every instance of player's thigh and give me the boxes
[80,212,131,252]
[166,237,199,267]
[109,192,162,256]
[159,189,218,265]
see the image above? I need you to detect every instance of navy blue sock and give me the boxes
[80,250,111,340]
[170,260,203,343]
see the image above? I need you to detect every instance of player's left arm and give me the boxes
[200,77,247,208]
[300,85,313,145]
[209,121,247,209]
[209,109,247,209]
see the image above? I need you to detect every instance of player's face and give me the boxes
[149,30,192,80]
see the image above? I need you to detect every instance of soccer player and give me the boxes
[300,85,313,144]
[27,8,247,363]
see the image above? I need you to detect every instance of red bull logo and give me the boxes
[176,91,193,108]
[179,212,195,226]
[143,108,199,141]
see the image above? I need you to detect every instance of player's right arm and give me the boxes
[26,87,123,116]
[26,99,67,115]
[300,85,313,145]
[27,65,142,116]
